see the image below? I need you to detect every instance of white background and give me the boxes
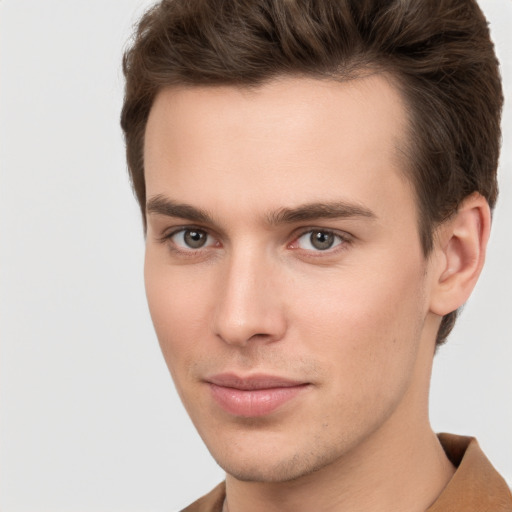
[0,1,511,510]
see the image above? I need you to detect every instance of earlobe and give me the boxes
[429,193,491,316]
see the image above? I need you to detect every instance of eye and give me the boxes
[169,228,215,250]
[294,230,345,251]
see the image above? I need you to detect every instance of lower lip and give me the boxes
[208,383,309,417]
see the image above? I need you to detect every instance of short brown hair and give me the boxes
[121,0,503,345]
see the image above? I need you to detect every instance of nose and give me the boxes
[212,248,287,347]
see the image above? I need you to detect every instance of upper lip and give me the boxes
[206,373,308,390]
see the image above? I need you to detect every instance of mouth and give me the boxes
[205,373,311,417]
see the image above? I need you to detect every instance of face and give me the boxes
[143,75,439,483]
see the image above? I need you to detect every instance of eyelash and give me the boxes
[158,226,352,256]
[290,228,351,254]
[158,226,218,256]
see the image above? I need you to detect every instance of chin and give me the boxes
[212,444,342,483]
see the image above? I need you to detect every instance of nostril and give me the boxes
[213,314,287,347]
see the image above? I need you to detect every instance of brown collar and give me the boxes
[426,433,512,511]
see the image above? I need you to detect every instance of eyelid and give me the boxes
[158,225,220,251]
[288,227,353,252]
[158,223,209,240]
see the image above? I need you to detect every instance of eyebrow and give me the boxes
[266,202,377,225]
[147,195,214,224]
[146,195,377,226]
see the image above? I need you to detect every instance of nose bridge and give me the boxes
[213,243,286,346]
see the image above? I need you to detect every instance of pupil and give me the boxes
[184,230,206,248]
[311,231,334,250]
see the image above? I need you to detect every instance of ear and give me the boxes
[429,192,491,316]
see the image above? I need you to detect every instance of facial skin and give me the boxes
[143,75,487,510]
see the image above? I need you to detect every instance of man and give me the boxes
[121,0,511,510]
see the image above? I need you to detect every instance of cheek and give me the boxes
[144,252,213,379]
[303,244,426,331]
[291,265,427,440]
[290,254,428,388]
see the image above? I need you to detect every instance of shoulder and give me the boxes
[180,482,226,512]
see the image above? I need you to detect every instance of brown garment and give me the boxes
[181,433,512,511]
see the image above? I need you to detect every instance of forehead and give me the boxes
[143,74,413,223]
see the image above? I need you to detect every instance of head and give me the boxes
[120,0,502,484]
[121,0,502,346]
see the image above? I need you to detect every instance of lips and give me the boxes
[206,373,310,417]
